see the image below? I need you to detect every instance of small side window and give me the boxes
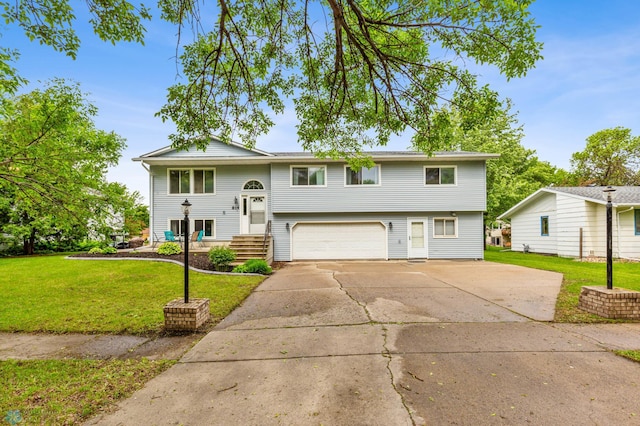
[541,216,549,236]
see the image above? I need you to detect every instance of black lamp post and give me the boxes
[603,186,616,290]
[181,199,192,303]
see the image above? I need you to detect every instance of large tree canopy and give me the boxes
[570,127,640,186]
[2,0,543,158]
[441,102,565,222]
[0,79,127,253]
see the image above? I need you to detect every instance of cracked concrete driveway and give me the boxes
[87,261,640,426]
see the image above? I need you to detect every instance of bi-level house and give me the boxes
[134,139,498,262]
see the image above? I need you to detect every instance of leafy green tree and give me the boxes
[570,127,640,186]
[0,79,126,254]
[2,1,542,158]
[442,102,565,222]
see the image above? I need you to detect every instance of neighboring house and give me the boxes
[485,220,510,248]
[134,139,498,262]
[498,186,640,259]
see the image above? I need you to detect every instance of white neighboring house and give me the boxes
[498,186,640,259]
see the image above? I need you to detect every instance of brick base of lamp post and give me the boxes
[579,286,640,319]
[163,298,210,331]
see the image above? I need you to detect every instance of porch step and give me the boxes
[229,235,271,263]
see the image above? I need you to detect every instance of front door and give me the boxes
[241,195,267,234]
[407,218,428,258]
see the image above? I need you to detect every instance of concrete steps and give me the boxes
[229,235,271,263]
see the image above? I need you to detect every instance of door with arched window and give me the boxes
[240,180,267,234]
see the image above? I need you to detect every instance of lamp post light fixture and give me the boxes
[181,199,192,303]
[602,186,616,290]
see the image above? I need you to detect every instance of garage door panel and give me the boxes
[292,222,387,260]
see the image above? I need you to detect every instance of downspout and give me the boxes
[140,162,153,244]
[616,206,634,260]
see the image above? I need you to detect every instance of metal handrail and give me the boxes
[262,220,272,258]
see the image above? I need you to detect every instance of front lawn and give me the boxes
[0,359,174,425]
[0,255,265,334]
[484,247,640,322]
[0,254,265,424]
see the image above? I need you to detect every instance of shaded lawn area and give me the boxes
[0,359,175,425]
[1,254,266,424]
[0,255,265,334]
[484,247,640,323]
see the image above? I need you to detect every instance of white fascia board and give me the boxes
[133,152,500,165]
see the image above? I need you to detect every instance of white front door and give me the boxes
[407,218,428,258]
[241,195,267,234]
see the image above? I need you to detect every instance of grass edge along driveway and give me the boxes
[0,255,265,425]
[484,246,640,324]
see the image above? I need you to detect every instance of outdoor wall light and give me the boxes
[450,211,457,217]
[388,221,393,230]
[233,196,240,210]
[285,222,290,231]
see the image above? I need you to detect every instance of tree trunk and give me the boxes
[23,228,36,255]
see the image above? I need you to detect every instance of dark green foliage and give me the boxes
[208,246,237,271]
[232,259,272,274]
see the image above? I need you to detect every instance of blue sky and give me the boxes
[5,0,640,202]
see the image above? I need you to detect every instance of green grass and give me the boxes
[0,358,174,425]
[0,255,265,334]
[1,254,266,424]
[484,246,640,323]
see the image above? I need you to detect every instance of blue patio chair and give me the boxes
[164,230,178,243]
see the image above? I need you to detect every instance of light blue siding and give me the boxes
[271,161,487,213]
[427,212,484,259]
[150,164,271,241]
[270,212,484,261]
[159,141,266,158]
[146,149,489,261]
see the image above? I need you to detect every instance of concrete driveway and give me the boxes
[88,260,640,425]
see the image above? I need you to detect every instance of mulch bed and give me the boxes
[71,251,217,271]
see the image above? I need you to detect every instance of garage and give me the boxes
[291,222,387,260]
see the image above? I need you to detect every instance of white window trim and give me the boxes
[424,165,457,186]
[193,218,216,239]
[167,168,217,195]
[344,164,382,187]
[289,165,328,187]
[168,219,186,238]
[433,217,458,238]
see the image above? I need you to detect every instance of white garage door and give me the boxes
[292,222,387,260]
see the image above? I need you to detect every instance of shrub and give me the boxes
[232,258,272,274]
[102,246,118,254]
[208,246,236,271]
[88,247,104,254]
[231,264,249,273]
[157,242,183,255]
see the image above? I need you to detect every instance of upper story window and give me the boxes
[291,166,326,186]
[244,180,264,190]
[345,165,380,186]
[541,216,549,236]
[425,166,456,185]
[169,169,215,194]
